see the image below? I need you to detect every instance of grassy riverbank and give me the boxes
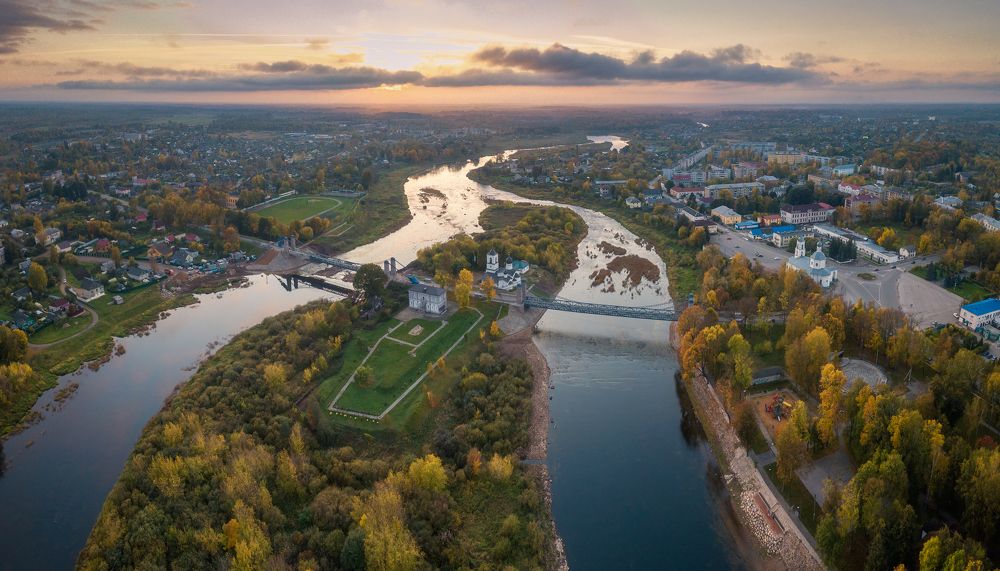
[1,287,195,438]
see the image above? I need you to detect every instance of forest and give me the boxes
[78,297,553,570]
[676,247,998,571]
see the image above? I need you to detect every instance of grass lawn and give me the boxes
[386,318,443,344]
[313,319,401,407]
[910,265,931,279]
[255,195,343,224]
[948,280,993,303]
[311,164,422,255]
[764,462,823,535]
[29,313,92,344]
[335,309,482,415]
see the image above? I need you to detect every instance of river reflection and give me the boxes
[0,275,331,570]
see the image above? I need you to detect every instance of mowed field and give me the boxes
[334,309,482,416]
[254,195,343,224]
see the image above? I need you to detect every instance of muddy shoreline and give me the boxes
[499,310,568,571]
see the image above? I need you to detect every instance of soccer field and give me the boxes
[254,196,342,224]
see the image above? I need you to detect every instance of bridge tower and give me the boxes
[390,257,398,274]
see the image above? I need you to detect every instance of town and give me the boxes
[0,102,997,571]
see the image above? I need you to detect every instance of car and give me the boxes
[773,257,780,260]
[891,266,897,269]
[953,312,960,319]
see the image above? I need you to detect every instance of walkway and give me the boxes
[329,308,484,421]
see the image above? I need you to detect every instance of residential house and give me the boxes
[625,196,643,209]
[39,227,62,246]
[17,259,32,273]
[669,186,705,200]
[757,213,784,226]
[126,266,152,282]
[77,278,105,301]
[899,245,918,259]
[845,193,881,214]
[147,242,173,259]
[171,248,198,267]
[408,284,447,315]
[12,287,31,302]
[56,240,73,253]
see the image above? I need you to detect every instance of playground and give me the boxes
[254,195,344,224]
[749,389,802,441]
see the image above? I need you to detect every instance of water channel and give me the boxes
[0,136,747,570]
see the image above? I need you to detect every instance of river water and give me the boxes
[0,276,331,570]
[0,136,745,570]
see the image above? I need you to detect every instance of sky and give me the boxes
[0,0,998,106]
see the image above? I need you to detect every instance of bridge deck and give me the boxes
[524,295,676,321]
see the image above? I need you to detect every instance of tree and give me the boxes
[775,420,809,484]
[359,482,423,571]
[27,261,48,292]
[263,363,287,389]
[222,225,241,253]
[407,454,447,492]
[480,276,496,301]
[454,282,471,308]
[110,245,122,268]
[355,365,374,387]
[0,326,28,364]
[816,364,847,448]
[785,326,832,393]
[957,447,1000,544]
[353,263,387,302]
[727,333,753,395]
[919,529,988,571]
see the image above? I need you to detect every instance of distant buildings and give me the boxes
[768,152,804,165]
[704,182,763,199]
[971,213,1000,233]
[856,241,900,265]
[832,164,857,176]
[780,203,834,225]
[484,249,529,291]
[934,196,963,211]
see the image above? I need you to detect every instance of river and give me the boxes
[0,136,746,570]
[347,135,748,568]
[0,276,332,570]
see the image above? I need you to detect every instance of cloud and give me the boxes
[0,0,97,53]
[71,59,215,77]
[56,66,425,91]
[468,43,820,84]
[783,52,845,69]
[305,38,329,50]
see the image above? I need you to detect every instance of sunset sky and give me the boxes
[1,0,998,105]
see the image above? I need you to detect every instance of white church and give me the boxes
[484,248,529,291]
[787,239,837,288]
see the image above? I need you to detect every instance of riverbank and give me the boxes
[2,271,247,438]
[669,323,824,571]
[498,307,568,571]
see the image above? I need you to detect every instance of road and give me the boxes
[28,266,99,350]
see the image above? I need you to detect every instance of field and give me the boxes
[254,195,343,224]
[332,309,482,416]
[29,313,92,344]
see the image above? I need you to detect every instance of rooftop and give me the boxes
[409,283,445,296]
[961,298,1000,316]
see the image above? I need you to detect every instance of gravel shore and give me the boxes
[670,323,824,571]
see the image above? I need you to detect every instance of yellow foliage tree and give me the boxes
[263,363,287,389]
[487,453,514,480]
[407,454,448,492]
[480,276,496,301]
[455,282,472,308]
[359,482,424,571]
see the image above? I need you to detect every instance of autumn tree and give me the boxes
[263,363,287,389]
[359,482,423,571]
[407,454,448,492]
[727,333,753,395]
[27,261,48,292]
[480,276,496,301]
[957,446,1000,545]
[816,364,847,448]
[110,245,122,268]
[785,326,832,394]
